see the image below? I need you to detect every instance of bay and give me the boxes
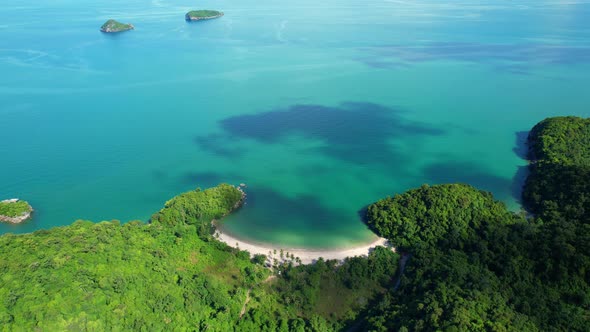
[1,0,589,248]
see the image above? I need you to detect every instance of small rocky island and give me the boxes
[0,199,33,224]
[100,19,134,33]
[185,10,224,21]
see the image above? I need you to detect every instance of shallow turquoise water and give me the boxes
[1,0,590,248]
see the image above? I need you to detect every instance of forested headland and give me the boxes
[363,116,589,331]
[0,117,588,331]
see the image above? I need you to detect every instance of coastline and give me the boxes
[214,229,391,265]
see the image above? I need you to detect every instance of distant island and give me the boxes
[0,199,33,224]
[100,19,134,33]
[185,10,224,21]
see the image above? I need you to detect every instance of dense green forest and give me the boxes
[364,116,589,331]
[0,117,589,331]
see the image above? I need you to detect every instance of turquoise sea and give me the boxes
[1,0,590,248]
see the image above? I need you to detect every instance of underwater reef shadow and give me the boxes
[196,101,445,168]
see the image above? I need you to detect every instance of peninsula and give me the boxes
[100,19,134,33]
[0,198,33,224]
[185,10,224,21]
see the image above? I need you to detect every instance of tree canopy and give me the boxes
[527,116,590,166]
[366,183,517,251]
[363,116,590,331]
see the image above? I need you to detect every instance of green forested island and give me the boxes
[100,19,134,33]
[0,199,33,224]
[185,10,224,21]
[0,117,588,331]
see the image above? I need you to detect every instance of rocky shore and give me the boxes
[235,184,246,208]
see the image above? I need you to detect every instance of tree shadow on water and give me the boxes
[513,131,529,160]
[422,161,516,203]
[420,130,533,207]
[222,186,375,246]
[512,131,530,205]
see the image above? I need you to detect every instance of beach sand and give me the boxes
[215,230,391,265]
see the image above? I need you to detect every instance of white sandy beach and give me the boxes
[215,230,391,265]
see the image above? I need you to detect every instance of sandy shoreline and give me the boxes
[215,230,391,265]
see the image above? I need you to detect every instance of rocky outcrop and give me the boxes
[233,185,247,210]
[185,11,224,21]
[100,19,134,33]
[0,199,33,224]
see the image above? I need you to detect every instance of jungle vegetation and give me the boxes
[364,116,590,331]
[0,185,399,331]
